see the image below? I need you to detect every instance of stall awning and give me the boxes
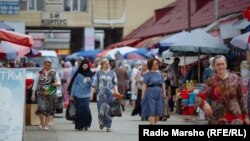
[232,18,250,29]
[106,38,141,49]
[134,36,163,48]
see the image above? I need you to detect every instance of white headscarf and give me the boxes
[209,57,214,69]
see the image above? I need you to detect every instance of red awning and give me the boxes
[106,38,141,49]
[134,36,162,48]
[0,29,33,47]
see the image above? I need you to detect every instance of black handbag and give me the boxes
[109,98,122,117]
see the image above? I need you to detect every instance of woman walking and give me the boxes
[196,55,250,125]
[61,61,73,108]
[31,59,61,130]
[141,58,165,125]
[90,58,120,132]
[131,61,148,118]
[68,59,93,130]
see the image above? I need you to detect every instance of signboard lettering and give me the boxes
[41,12,67,26]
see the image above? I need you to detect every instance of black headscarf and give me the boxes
[67,59,94,93]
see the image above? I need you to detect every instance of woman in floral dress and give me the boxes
[91,58,120,132]
[196,55,250,125]
[31,59,61,130]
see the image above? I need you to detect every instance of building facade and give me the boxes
[0,0,173,54]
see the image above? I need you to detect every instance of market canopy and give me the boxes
[230,31,250,50]
[159,31,190,48]
[169,29,230,82]
[0,41,31,59]
[78,50,103,58]
[0,29,33,47]
[123,48,149,58]
[169,29,229,54]
[103,46,137,59]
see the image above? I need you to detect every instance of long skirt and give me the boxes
[97,89,114,128]
[132,89,142,116]
[36,94,57,116]
[74,97,92,129]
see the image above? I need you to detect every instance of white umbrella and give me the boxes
[170,29,229,54]
[104,46,137,59]
[169,29,229,82]
[230,32,250,50]
[159,31,190,47]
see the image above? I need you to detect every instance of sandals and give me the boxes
[44,126,49,131]
[38,125,43,129]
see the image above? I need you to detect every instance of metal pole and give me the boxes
[188,0,191,32]
[198,49,201,83]
[214,0,219,21]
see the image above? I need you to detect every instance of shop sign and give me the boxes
[28,32,45,39]
[55,49,70,55]
[41,12,67,26]
[33,39,44,49]
[0,69,25,141]
[44,0,64,12]
[85,27,95,51]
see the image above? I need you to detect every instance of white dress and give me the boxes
[130,68,138,100]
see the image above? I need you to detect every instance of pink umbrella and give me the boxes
[126,53,147,60]
[0,41,31,59]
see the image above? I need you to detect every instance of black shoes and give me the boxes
[77,128,83,131]
[84,127,88,131]
[76,127,89,131]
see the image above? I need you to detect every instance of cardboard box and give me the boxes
[25,104,54,126]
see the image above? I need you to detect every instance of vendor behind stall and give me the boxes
[166,57,180,112]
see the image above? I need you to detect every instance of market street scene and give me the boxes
[0,0,250,141]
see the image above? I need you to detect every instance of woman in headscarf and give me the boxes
[90,58,120,132]
[31,58,61,131]
[68,59,94,131]
[61,61,73,108]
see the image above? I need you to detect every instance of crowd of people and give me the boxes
[26,50,250,132]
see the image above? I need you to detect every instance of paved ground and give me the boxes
[24,102,207,141]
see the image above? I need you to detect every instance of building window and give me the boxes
[64,0,87,12]
[36,0,44,11]
[64,0,71,11]
[20,0,44,11]
[73,0,78,11]
[80,0,87,11]
[28,0,36,10]
[20,0,27,10]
